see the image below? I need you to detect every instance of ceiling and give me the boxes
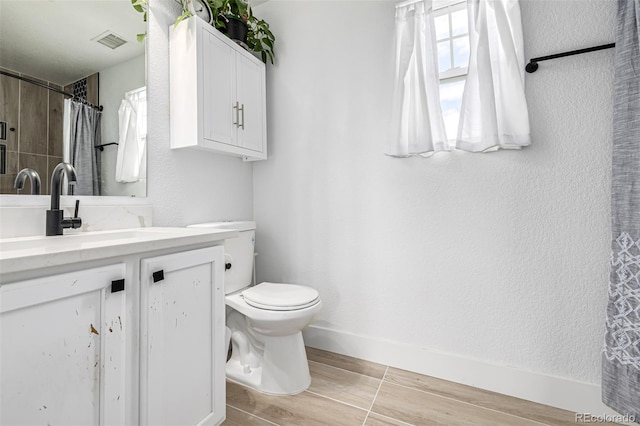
[0,0,146,86]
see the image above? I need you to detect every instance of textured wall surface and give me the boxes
[253,0,615,386]
[146,0,254,226]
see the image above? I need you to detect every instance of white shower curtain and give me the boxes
[115,87,147,183]
[387,0,449,157]
[456,0,530,152]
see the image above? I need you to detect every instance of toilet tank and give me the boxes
[188,221,256,294]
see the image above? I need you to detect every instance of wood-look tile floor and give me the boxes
[222,347,619,426]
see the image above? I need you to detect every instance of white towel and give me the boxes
[115,87,147,183]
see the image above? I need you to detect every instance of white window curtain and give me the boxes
[387,0,449,157]
[456,0,530,152]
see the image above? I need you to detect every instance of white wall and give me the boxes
[253,0,615,412]
[146,0,254,225]
[99,54,146,197]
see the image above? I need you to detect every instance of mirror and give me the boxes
[0,0,146,197]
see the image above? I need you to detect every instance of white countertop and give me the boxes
[0,227,238,276]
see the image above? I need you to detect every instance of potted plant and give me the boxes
[209,0,248,41]
[208,0,275,64]
[132,0,275,64]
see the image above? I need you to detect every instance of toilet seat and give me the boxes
[242,282,320,311]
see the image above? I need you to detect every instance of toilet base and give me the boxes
[226,331,311,395]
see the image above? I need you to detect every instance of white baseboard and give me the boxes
[303,325,622,418]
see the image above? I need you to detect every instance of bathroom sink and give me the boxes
[0,227,238,277]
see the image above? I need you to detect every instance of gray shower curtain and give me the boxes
[69,100,102,195]
[602,0,640,422]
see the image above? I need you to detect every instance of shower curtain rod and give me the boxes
[525,42,615,73]
[0,69,103,111]
[125,86,146,96]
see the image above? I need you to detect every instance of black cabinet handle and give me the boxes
[111,279,125,293]
[152,270,165,283]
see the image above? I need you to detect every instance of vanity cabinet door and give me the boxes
[0,264,127,426]
[140,246,225,426]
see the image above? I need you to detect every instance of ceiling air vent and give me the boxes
[92,31,127,50]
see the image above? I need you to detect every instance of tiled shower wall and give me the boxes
[0,68,63,195]
[0,68,98,195]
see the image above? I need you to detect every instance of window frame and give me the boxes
[433,0,469,82]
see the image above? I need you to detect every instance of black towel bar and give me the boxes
[525,43,615,73]
[95,142,119,151]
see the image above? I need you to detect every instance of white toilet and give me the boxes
[189,221,322,395]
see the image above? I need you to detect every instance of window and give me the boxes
[389,0,529,156]
[433,0,469,142]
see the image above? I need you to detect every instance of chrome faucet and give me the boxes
[14,168,41,194]
[46,162,82,236]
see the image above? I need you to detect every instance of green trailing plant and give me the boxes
[209,0,247,26]
[246,9,275,64]
[131,0,274,64]
[131,0,148,42]
[173,0,195,28]
[131,0,195,42]
[208,0,275,64]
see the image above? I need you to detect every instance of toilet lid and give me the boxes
[242,282,320,311]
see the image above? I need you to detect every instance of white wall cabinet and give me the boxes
[140,247,225,426]
[0,264,127,426]
[170,16,267,161]
[0,244,226,426]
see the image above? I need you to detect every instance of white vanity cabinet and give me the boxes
[0,264,128,426]
[0,228,232,426]
[140,246,225,426]
[170,16,267,161]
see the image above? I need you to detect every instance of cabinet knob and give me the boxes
[111,279,125,293]
[152,270,165,283]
